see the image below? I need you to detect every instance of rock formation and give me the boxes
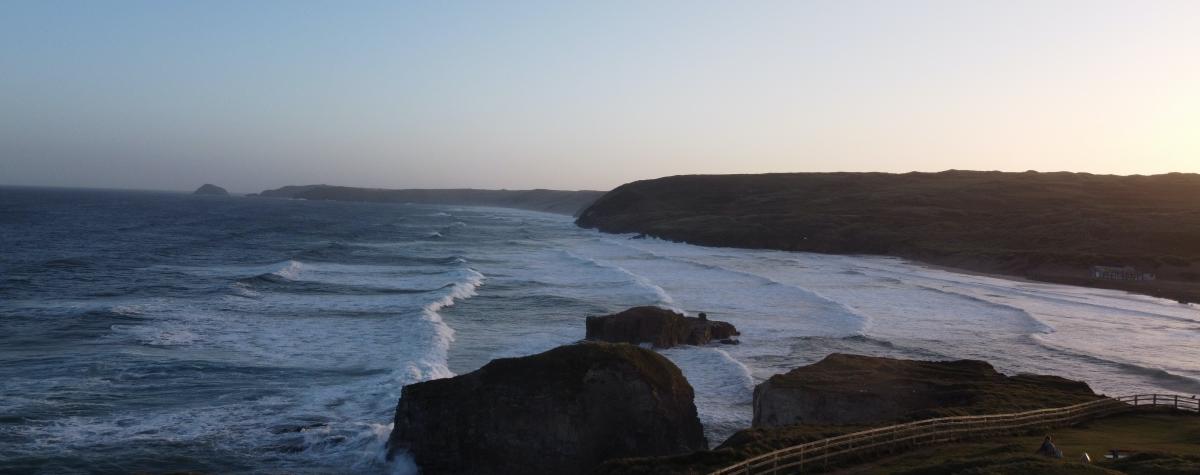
[753,353,1099,428]
[585,306,739,348]
[193,184,229,195]
[388,342,707,475]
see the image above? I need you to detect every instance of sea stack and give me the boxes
[193,184,230,195]
[752,353,1100,428]
[585,306,739,348]
[388,342,707,475]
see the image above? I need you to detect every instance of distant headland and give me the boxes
[250,184,605,216]
[577,170,1200,303]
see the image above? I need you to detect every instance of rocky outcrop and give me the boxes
[193,184,229,195]
[388,342,707,475]
[753,353,1099,428]
[585,306,739,348]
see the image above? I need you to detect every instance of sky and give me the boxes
[1,1,1197,193]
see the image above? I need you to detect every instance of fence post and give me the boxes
[1153,394,1158,407]
[1176,395,1180,410]
[823,438,829,470]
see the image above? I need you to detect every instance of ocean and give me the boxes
[2,187,1198,474]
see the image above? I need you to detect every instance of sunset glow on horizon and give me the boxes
[1,0,1197,192]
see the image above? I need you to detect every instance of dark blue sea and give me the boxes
[2,187,1197,474]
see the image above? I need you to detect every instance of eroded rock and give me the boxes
[388,342,707,475]
[585,306,739,348]
[753,353,1099,428]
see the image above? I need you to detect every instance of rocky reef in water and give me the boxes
[388,342,707,475]
[192,183,229,195]
[585,306,739,348]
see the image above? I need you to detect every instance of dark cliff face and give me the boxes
[585,306,739,348]
[255,184,605,216]
[753,353,1099,428]
[192,184,229,195]
[388,342,707,475]
[575,171,1200,302]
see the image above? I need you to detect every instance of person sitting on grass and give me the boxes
[1035,435,1063,459]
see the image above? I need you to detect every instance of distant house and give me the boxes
[1090,265,1155,282]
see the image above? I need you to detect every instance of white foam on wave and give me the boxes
[80,262,488,472]
[305,267,483,472]
[272,260,304,280]
[230,281,261,299]
[595,237,870,337]
[104,300,211,348]
[1031,332,1200,394]
[890,279,1055,334]
[845,259,1200,391]
[560,250,680,310]
[235,259,470,292]
[659,346,755,446]
[405,268,485,383]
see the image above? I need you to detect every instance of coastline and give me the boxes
[908,260,1040,285]
[905,255,1198,305]
[574,171,1200,306]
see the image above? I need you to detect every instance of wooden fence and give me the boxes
[709,393,1198,475]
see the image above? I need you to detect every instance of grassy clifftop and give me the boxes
[577,171,1200,302]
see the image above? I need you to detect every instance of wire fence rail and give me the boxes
[709,393,1198,475]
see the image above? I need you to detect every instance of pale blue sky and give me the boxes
[1,1,1197,192]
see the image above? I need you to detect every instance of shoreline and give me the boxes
[907,260,1041,285]
[575,171,1200,306]
[905,256,1198,305]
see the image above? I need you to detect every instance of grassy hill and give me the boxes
[847,411,1200,475]
[595,411,1200,475]
[576,171,1200,302]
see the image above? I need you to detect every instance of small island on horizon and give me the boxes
[193,183,230,196]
